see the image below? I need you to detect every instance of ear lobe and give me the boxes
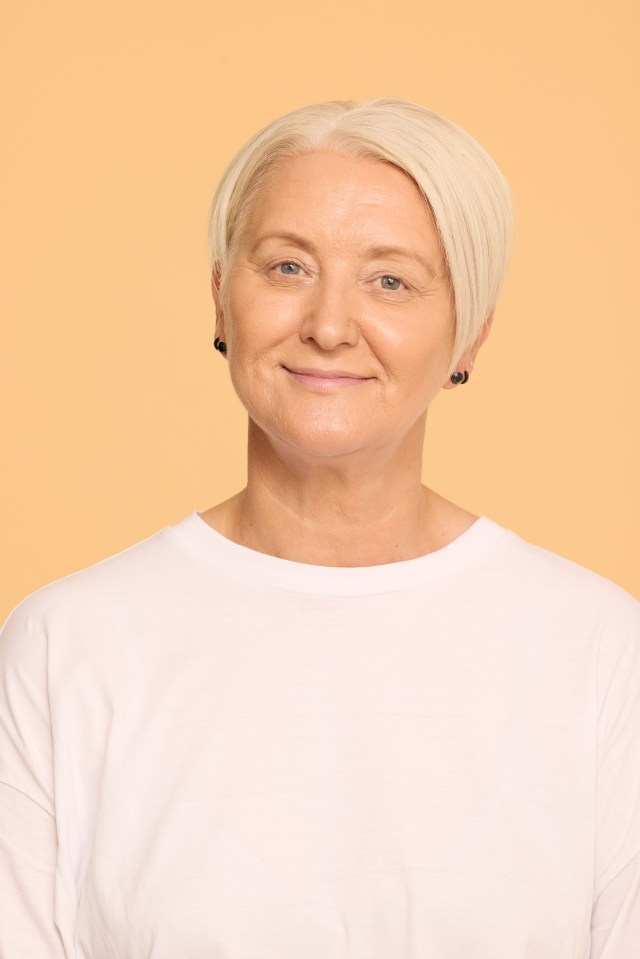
[443,310,495,390]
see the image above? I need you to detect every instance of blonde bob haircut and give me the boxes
[207,98,515,379]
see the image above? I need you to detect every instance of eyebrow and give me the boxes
[249,231,438,279]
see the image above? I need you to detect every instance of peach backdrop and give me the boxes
[1,0,638,614]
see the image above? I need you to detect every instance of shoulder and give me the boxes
[0,520,177,641]
[487,519,640,638]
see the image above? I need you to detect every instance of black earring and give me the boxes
[450,370,469,384]
[213,337,227,355]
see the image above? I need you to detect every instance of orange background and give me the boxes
[1,0,638,615]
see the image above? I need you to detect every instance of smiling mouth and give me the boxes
[283,367,373,390]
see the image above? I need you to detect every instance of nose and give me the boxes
[298,271,360,350]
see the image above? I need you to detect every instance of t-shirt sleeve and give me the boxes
[0,597,67,956]
[589,589,640,958]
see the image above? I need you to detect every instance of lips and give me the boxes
[283,366,373,391]
[284,366,370,379]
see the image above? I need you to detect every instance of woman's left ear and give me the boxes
[442,311,494,389]
[211,262,228,357]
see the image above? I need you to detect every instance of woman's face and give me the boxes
[214,150,461,459]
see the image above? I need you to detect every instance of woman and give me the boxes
[1,98,638,958]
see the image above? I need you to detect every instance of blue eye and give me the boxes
[277,262,302,275]
[379,275,403,290]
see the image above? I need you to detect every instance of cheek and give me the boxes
[225,285,296,425]
[376,318,452,382]
[229,282,299,348]
[412,313,455,377]
[229,364,284,442]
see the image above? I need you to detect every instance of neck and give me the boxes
[209,416,472,567]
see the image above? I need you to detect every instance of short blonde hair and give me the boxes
[207,98,515,378]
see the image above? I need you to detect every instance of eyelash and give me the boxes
[270,261,408,292]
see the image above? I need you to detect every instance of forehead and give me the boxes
[246,151,437,237]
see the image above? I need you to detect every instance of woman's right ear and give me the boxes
[211,262,224,316]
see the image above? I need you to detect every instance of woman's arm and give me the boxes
[590,592,640,957]
[0,598,68,956]
[0,784,66,955]
[590,854,640,957]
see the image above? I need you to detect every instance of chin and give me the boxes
[248,407,378,458]
[277,425,373,459]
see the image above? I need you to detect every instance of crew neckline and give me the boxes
[166,509,512,597]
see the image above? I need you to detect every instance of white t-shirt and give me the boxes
[1,509,639,958]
